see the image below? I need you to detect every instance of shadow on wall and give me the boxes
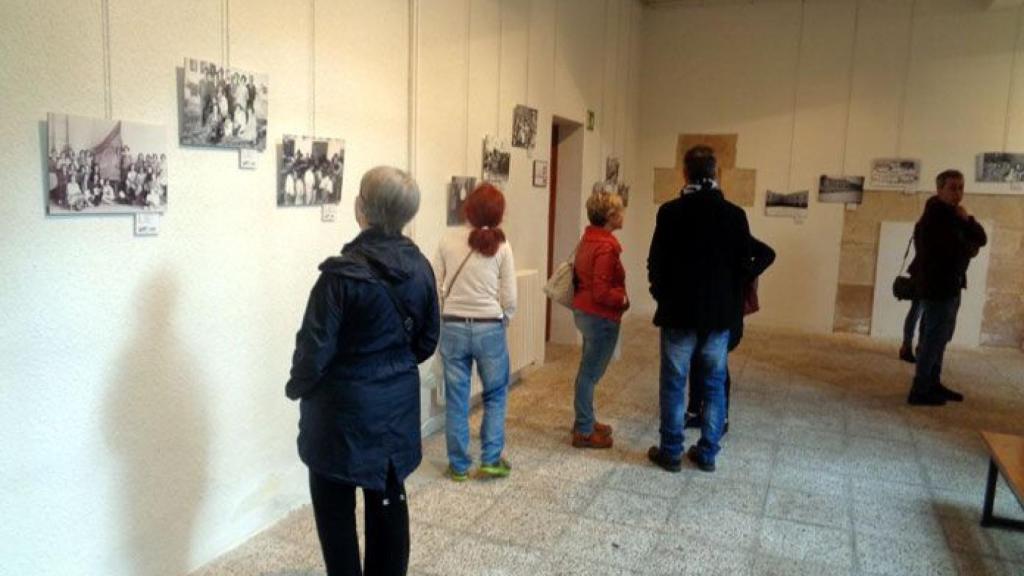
[105,271,210,576]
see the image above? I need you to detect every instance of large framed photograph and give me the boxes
[447,176,477,226]
[975,152,1024,183]
[765,189,808,218]
[511,105,538,149]
[869,158,920,190]
[181,57,268,150]
[482,135,510,184]
[818,175,864,204]
[278,135,345,207]
[47,113,167,214]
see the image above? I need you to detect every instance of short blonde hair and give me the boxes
[586,190,623,226]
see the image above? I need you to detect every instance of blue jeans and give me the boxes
[659,328,729,464]
[572,310,621,435]
[441,321,510,473]
[913,296,960,388]
[902,300,922,349]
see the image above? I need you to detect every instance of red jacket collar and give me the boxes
[583,226,622,252]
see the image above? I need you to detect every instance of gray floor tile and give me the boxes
[550,517,661,570]
[855,533,958,576]
[765,485,849,529]
[584,487,674,530]
[759,518,853,569]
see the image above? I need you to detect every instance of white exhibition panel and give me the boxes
[871,220,991,348]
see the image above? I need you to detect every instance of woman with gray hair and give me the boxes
[286,166,440,575]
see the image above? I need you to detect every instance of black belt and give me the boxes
[443,315,502,324]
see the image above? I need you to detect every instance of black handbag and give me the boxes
[891,234,917,301]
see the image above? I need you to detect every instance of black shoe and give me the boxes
[907,390,947,406]
[647,446,682,473]
[686,446,716,472]
[934,382,964,402]
[684,412,701,430]
[899,344,916,364]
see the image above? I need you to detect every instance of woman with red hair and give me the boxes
[434,183,517,481]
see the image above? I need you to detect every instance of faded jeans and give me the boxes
[658,328,729,464]
[441,320,510,473]
[572,310,621,435]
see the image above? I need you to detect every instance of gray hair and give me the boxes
[358,166,420,235]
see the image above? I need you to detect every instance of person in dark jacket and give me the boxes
[286,166,440,576]
[905,169,986,406]
[685,235,775,434]
[646,145,751,473]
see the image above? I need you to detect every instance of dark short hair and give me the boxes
[935,169,963,190]
[684,145,717,182]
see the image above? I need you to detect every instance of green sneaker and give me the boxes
[478,458,512,479]
[447,465,469,482]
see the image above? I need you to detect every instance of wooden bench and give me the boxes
[979,431,1024,530]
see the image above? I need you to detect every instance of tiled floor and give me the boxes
[192,319,1024,576]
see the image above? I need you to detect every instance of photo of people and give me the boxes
[976,152,1024,183]
[482,135,510,184]
[870,158,921,190]
[47,113,167,214]
[278,135,344,207]
[447,176,477,226]
[511,105,538,149]
[181,58,268,150]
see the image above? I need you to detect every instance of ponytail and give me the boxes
[463,183,506,257]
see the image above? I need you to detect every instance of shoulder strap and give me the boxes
[348,253,414,342]
[897,232,914,275]
[442,250,474,308]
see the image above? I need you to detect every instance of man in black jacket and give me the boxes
[906,169,987,406]
[646,145,752,473]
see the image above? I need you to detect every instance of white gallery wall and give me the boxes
[0,1,641,575]
[629,0,1024,332]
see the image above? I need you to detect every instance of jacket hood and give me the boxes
[319,228,421,283]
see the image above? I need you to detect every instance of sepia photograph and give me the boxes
[511,105,538,149]
[47,113,167,215]
[278,135,344,207]
[532,160,548,188]
[818,175,864,204]
[975,152,1024,183]
[447,176,477,226]
[869,158,920,190]
[181,57,268,150]
[605,156,620,184]
[765,189,808,218]
[482,135,510,184]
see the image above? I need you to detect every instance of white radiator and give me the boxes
[508,269,543,374]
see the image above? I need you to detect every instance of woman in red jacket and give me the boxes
[571,190,629,449]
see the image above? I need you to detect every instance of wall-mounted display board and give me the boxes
[278,135,344,207]
[869,158,920,191]
[653,133,757,206]
[47,113,167,214]
[764,190,808,219]
[512,105,538,149]
[180,57,268,151]
[819,175,864,205]
[482,136,510,184]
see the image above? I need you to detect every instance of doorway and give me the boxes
[546,116,585,345]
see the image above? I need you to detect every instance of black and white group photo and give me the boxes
[976,152,1024,183]
[870,158,921,190]
[47,113,167,214]
[181,58,268,150]
[511,105,538,149]
[765,189,809,217]
[482,136,511,183]
[818,175,865,204]
[278,135,345,207]
[447,176,477,226]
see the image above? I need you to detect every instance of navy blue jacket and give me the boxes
[286,228,440,491]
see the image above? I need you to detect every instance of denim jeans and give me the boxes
[572,310,621,435]
[659,328,729,463]
[913,296,960,388]
[902,300,922,349]
[441,320,510,473]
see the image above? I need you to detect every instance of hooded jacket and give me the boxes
[286,228,440,490]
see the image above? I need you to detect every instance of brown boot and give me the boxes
[572,430,613,449]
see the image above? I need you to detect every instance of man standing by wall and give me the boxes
[907,170,987,406]
[646,146,751,473]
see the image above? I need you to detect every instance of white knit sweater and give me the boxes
[433,227,517,320]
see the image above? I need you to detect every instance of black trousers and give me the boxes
[309,466,410,576]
